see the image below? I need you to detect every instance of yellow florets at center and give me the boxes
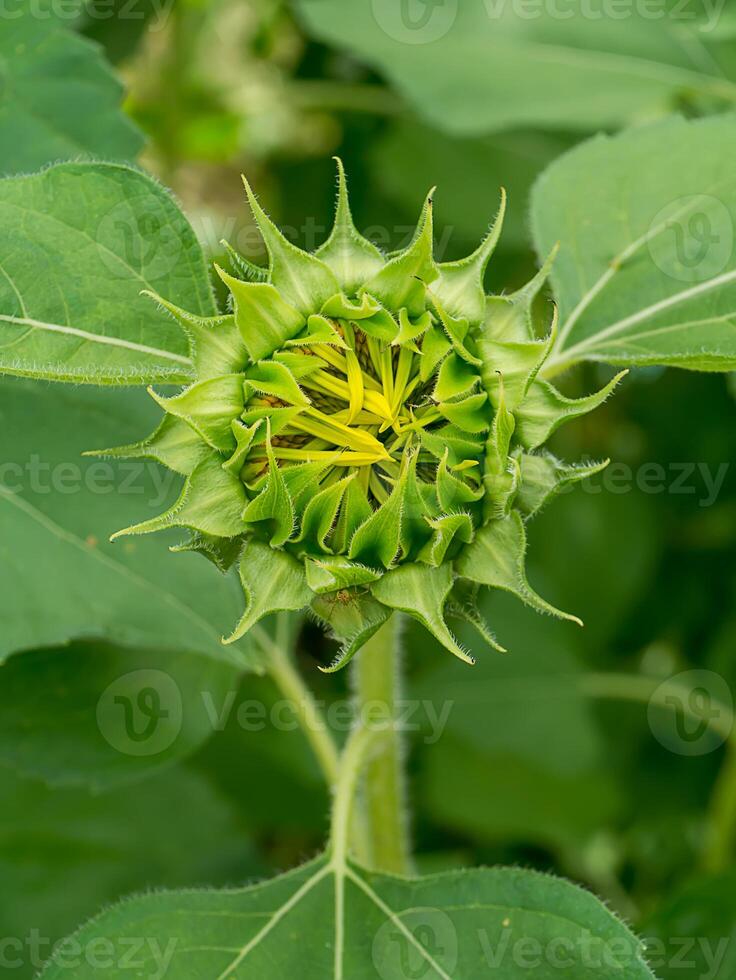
[240,322,464,509]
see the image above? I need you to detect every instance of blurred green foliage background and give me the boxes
[2,1,736,975]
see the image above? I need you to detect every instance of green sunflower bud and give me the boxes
[100,160,624,669]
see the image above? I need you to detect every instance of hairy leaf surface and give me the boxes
[39,856,655,979]
[534,116,736,372]
[296,0,735,135]
[0,3,142,174]
[0,380,260,669]
[0,163,212,383]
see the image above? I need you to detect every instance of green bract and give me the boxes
[101,162,623,669]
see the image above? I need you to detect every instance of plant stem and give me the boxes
[330,724,379,869]
[578,671,736,871]
[351,614,412,875]
[254,622,340,788]
[704,740,736,872]
[578,672,733,741]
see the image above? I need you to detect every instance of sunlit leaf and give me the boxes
[0,163,213,384]
[297,0,735,135]
[0,2,142,174]
[0,380,259,669]
[535,116,736,373]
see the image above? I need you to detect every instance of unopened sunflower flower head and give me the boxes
[101,161,623,670]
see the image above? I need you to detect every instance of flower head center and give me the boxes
[241,320,447,507]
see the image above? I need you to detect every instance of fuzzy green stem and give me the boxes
[330,724,379,869]
[351,614,412,874]
[703,740,736,872]
[255,623,340,788]
[578,672,733,741]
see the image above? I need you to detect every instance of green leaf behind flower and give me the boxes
[296,0,736,136]
[0,380,260,670]
[534,116,736,373]
[0,163,213,384]
[0,2,143,175]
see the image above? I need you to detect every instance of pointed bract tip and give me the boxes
[241,174,266,220]
[214,262,242,292]
[539,244,559,278]
[332,157,351,216]
[528,244,559,289]
[547,303,560,342]
[145,383,166,407]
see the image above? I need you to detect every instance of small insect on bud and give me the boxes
[98,161,623,670]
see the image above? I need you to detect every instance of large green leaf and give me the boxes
[0,162,212,383]
[39,854,655,979]
[296,0,736,135]
[0,641,239,791]
[0,4,143,174]
[534,116,736,373]
[0,766,262,980]
[0,379,259,670]
[79,0,163,65]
